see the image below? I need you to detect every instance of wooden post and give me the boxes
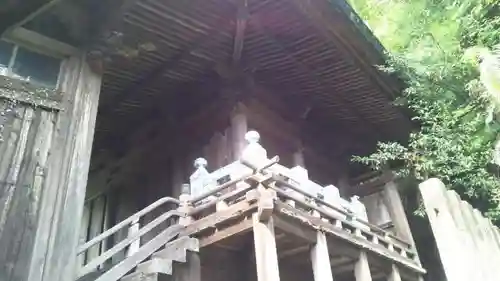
[388,264,402,281]
[293,144,306,168]
[354,251,372,281]
[382,179,420,262]
[231,103,248,160]
[87,196,107,263]
[311,231,334,281]
[126,218,140,257]
[252,213,280,281]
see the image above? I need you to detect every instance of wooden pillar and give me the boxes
[383,179,419,262]
[293,144,306,167]
[0,54,103,281]
[252,213,280,281]
[311,231,334,281]
[354,251,372,281]
[231,103,248,160]
[388,264,402,281]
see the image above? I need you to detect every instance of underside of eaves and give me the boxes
[2,0,413,172]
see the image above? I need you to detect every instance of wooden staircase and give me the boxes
[76,196,200,281]
[120,236,199,281]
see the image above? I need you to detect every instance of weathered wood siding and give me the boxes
[0,102,56,281]
[0,54,102,281]
[420,178,500,281]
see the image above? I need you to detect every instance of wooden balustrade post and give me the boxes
[178,184,193,226]
[126,217,140,257]
[311,231,335,281]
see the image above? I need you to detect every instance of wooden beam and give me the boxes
[232,0,248,63]
[311,231,335,281]
[253,213,281,281]
[273,215,317,243]
[4,27,78,57]
[274,202,426,274]
[1,0,60,35]
[199,217,253,247]
[354,251,373,281]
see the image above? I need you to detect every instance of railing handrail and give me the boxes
[78,210,182,278]
[188,157,279,204]
[271,175,412,249]
[78,196,180,254]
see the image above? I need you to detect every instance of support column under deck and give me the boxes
[354,251,373,281]
[252,213,280,281]
[311,231,334,281]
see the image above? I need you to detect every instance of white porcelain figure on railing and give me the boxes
[190,157,214,198]
[241,130,268,168]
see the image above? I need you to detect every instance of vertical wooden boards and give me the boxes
[419,178,500,281]
[23,54,102,281]
[0,104,53,281]
[354,251,372,281]
[310,231,334,281]
[252,213,280,281]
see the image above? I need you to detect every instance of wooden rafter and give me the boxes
[248,18,386,141]
[98,23,228,117]
[231,0,249,64]
[287,0,412,129]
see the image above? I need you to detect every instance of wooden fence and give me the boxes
[419,178,500,281]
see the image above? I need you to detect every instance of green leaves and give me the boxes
[350,0,500,222]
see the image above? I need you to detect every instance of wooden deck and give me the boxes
[184,196,424,280]
[178,149,425,281]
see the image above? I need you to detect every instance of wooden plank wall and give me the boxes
[0,102,57,281]
[0,54,102,281]
[419,178,500,281]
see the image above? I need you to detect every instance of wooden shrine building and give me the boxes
[0,1,426,281]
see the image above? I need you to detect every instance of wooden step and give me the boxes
[136,258,173,275]
[121,272,165,281]
[152,237,199,262]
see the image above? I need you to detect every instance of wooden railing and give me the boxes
[76,197,182,279]
[75,130,419,281]
[182,131,414,256]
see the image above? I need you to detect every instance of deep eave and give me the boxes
[1,0,412,164]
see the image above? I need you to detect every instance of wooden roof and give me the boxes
[3,0,413,164]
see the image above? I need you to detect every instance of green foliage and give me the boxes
[349,0,500,220]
